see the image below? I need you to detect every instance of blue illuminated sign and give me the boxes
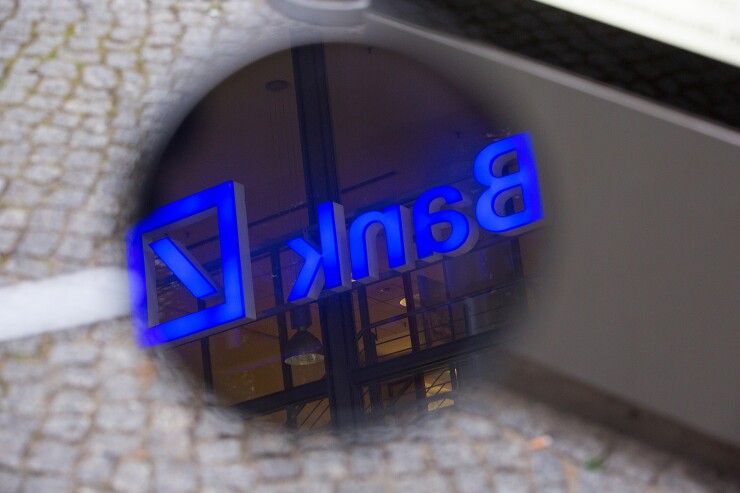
[286,202,351,303]
[474,133,543,233]
[128,133,543,345]
[413,185,479,261]
[349,204,415,284]
[126,181,256,347]
[148,237,220,299]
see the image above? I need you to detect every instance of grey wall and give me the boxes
[367,15,740,448]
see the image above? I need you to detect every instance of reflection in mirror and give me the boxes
[149,42,544,431]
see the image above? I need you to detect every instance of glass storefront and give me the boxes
[147,43,544,429]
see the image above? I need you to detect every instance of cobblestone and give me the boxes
[112,460,152,493]
[258,457,302,480]
[21,475,71,493]
[154,461,198,492]
[43,413,92,441]
[77,454,115,485]
[197,439,242,465]
[27,439,80,474]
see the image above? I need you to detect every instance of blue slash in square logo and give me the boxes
[126,181,256,347]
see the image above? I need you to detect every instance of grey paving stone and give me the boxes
[56,235,95,262]
[24,164,64,185]
[303,449,348,480]
[67,210,117,237]
[197,438,242,465]
[200,464,258,490]
[147,431,193,461]
[70,129,110,149]
[27,94,64,111]
[34,125,70,145]
[44,186,89,209]
[28,207,67,232]
[386,442,426,474]
[656,462,723,493]
[38,77,73,97]
[3,255,54,278]
[63,97,113,116]
[249,430,295,457]
[0,85,29,104]
[0,143,31,169]
[2,335,41,357]
[51,389,97,414]
[21,475,71,493]
[493,469,532,493]
[349,446,385,476]
[484,436,528,469]
[455,413,499,439]
[258,457,301,480]
[96,401,148,432]
[37,59,78,78]
[154,460,198,492]
[549,418,610,464]
[531,450,568,493]
[16,230,61,257]
[27,439,79,474]
[337,480,389,493]
[49,342,99,365]
[579,469,648,493]
[4,383,49,417]
[65,150,104,170]
[0,470,22,493]
[43,413,92,441]
[395,474,452,493]
[0,426,32,469]
[85,431,142,459]
[60,169,99,189]
[454,466,492,493]
[196,409,246,440]
[605,436,670,483]
[1,360,48,382]
[52,111,82,128]
[0,229,22,255]
[150,404,195,434]
[3,180,45,207]
[101,373,141,401]
[430,440,479,469]
[112,460,152,493]
[4,107,46,125]
[54,366,99,389]
[77,454,115,485]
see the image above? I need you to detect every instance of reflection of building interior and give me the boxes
[150,43,543,430]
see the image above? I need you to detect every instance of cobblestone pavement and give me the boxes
[0,0,305,286]
[1,321,739,493]
[0,1,739,492]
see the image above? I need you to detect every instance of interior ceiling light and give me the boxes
[399,294,421,307]
[284,329,324,366]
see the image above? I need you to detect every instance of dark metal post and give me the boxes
[357,285,383,415]
[292,43,363,428]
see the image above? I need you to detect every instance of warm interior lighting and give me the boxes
[399,294,420,307]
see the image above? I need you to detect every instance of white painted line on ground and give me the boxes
[0,267,130,342]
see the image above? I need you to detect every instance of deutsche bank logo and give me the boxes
[127,133,543,347]
[126,181,256,347]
